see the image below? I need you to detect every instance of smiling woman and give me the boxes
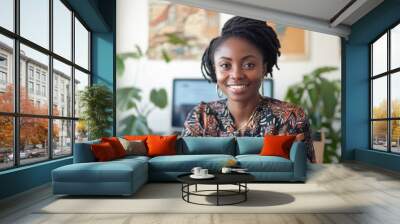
[181,16,316,163]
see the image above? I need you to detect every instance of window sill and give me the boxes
[0,156,72,176]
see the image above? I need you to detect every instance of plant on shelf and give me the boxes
[116,33,189,135]
[79,84,113,140]
[284,66,341,163]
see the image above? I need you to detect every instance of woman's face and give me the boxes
[213,37,266,102]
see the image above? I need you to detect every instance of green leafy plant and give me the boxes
[285,66,341,163]
[117,86,167,135]
[79,84,113,140]
[116,33,188,135]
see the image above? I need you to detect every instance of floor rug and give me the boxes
[37,183,362,214]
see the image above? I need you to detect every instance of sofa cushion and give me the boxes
[115,155,150,164]
[124,135,148,141]
[236,155,293,172]
[126,140,148,156]
[236,137,264,155]
[101,137,127,158]
[91,142,118,161]
[119,138,147,156]
[178,137,236,155]
[260,135,296,159]
[147,135,177,157]
[148,154,235,172]
[52,159,147,183]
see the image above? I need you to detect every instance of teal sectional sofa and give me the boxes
[52,137,307,196]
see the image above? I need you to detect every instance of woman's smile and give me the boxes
[226,83,250,94]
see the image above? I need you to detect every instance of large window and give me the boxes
[0,0,91,171]
[370,22,400,153]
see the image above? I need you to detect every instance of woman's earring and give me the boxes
[215,84,224,98]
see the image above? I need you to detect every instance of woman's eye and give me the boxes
[219,63,231,70]
[243,63,255,69]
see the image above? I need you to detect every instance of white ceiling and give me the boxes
[225,0,352,22]
[169,0,384,38]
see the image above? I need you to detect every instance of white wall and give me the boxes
[117,0,341,134]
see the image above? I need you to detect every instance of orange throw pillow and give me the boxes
[260,135,297,159]
[91,142,117,161]
[124,135,148,141]
[146,135,177,157]
[101,137,127,158]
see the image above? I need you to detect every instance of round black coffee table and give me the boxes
[177,173,255,206]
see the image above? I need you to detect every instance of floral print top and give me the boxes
[181,97,316,163]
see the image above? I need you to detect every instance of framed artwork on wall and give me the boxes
[269,23,310,61]
[148,0,219,60]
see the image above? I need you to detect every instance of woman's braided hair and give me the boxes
[201,16,281,83]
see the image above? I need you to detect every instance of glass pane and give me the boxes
[372,121,388,151]
[20,117,49,165]
[0,0,14,31]
[53,119,72,157]
[20,0,49,49]
[372,77,387,119]
[74,18,89,70]
[74,69,89,118]
[53,0,72,60]
[20,44,49,115]
[391,24,400,70]
[391,120,400,153]
[0,34,14,112]
[75,120,88,143]
[391,72,400,118]
[53,59,72,117]
[0,116,14,170]
[372,33,387,76]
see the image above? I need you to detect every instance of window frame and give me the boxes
[0,53,7,68]
[369,20,400,154]
[0,53,8,90]
[0,71,7,85]
[0,0,92,171]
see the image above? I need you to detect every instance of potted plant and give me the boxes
[79,84,113,140]
[285,66,341,163]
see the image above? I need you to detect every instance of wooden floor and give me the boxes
[1,162,400,224]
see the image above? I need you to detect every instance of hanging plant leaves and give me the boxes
[119,115,136,136]
[132,114,152,135]
[117,87,142,111]
[115,38,191,135]
[150,88,168,109]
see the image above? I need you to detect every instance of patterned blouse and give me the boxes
[181,97,316,162]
